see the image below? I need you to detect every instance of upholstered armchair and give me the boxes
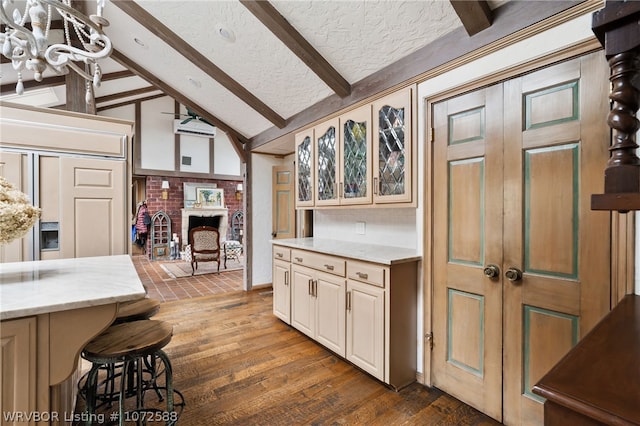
[188,226,221,275]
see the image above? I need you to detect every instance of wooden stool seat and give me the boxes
[81,320,183,424]
[83,320,172,361]
[115,298,161,323]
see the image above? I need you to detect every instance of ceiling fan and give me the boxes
[162,108,214,126]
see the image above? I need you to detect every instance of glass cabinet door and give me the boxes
[295,130,314,208]
[373,87,413,203]
[315,118,339,206]
[340,104,372,205]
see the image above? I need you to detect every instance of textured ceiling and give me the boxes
[0,0,522,155]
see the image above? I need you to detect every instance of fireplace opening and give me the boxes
[188,215,221,235]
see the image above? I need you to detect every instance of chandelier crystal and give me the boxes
[0,0,112,104]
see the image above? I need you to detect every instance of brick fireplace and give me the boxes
[181,207,228,247]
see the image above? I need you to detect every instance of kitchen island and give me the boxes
[0,255,146,423]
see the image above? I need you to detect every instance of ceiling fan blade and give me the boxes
[180,117,193,124]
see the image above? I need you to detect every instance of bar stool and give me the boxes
[82,320,183,425]
[114,298,161,323]
[78,298,162,405]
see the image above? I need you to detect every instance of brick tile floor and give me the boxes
[131,254,244,302]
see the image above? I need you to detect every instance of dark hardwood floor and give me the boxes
[77,256,501,425]
[154,292,500,424]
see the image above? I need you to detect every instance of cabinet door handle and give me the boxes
[308,279,313,295]
[324,264,334,271]
[356,272,368,280]
[313,280,317,297]
[284,271,289,286]
[373,177,378,195]
[346,291,351,311]
[276,252,283,258]
[295,257,303,262]
[339,182,343,198]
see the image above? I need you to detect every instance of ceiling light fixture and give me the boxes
[0,0,112,105]
[187,76,201,88]
[134,37,147,48]
[215,24,235,43]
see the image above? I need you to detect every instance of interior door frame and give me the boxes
[422,42,635,387]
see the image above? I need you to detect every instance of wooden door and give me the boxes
[432,85,505,421]
[272,165,295,239]
[501,53,610,425]
[432,53,610,424]
[315,272,346,357]
[59,157,126,258]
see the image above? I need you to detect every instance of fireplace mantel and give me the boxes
[181,208,228,246]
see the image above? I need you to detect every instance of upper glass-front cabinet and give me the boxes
[294,86,414,209]
[340,105,372,205]
[295,130,314,208]
[372,87,413,204]
[314,118,339,206]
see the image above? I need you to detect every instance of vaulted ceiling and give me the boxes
[0,0,583,156]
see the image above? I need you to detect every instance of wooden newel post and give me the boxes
[591,1,640,213]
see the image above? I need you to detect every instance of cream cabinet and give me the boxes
[0,317,37,424]
[295,129,315,208]
[272,242,417,389]
[294,86,413,209]
[314,118,340,206]
[346,268,385,381]
[372,87,413,204]
[339,104,373,205]
[291,249,346,357]
[272,246,291,324]
[0,103,133,262]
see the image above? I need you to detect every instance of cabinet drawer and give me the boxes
[347,260,386,288]
[273,246,291,262]
[291,249,345,276]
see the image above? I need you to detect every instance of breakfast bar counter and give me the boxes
[0,255,146,421]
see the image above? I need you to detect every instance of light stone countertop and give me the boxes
[271,238,421,265]
[0,255,146,321]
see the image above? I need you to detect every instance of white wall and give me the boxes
[179,135,210,174]
[250,153,284,287]
[314,208,417,248]
[140,97,175,171]
[214,132,242,176]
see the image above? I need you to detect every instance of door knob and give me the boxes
[505,267,523,282]
[483,264,500,278]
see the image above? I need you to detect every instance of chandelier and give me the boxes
[0,0,112,104]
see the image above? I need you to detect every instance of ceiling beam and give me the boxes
[1,70,135,95]
[111,0,287,129]
[110,49,250,152]
[95,86,160,105]
[1,76,65,95]
[248,0,584,150]
[96,93,167,112]
[449,0,492,36]
[240,0,351,98]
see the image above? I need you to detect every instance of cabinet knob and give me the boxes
[295,257,303,262]
[483,264,500,278]
[505,267,523,282]
[276,252,283,258]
